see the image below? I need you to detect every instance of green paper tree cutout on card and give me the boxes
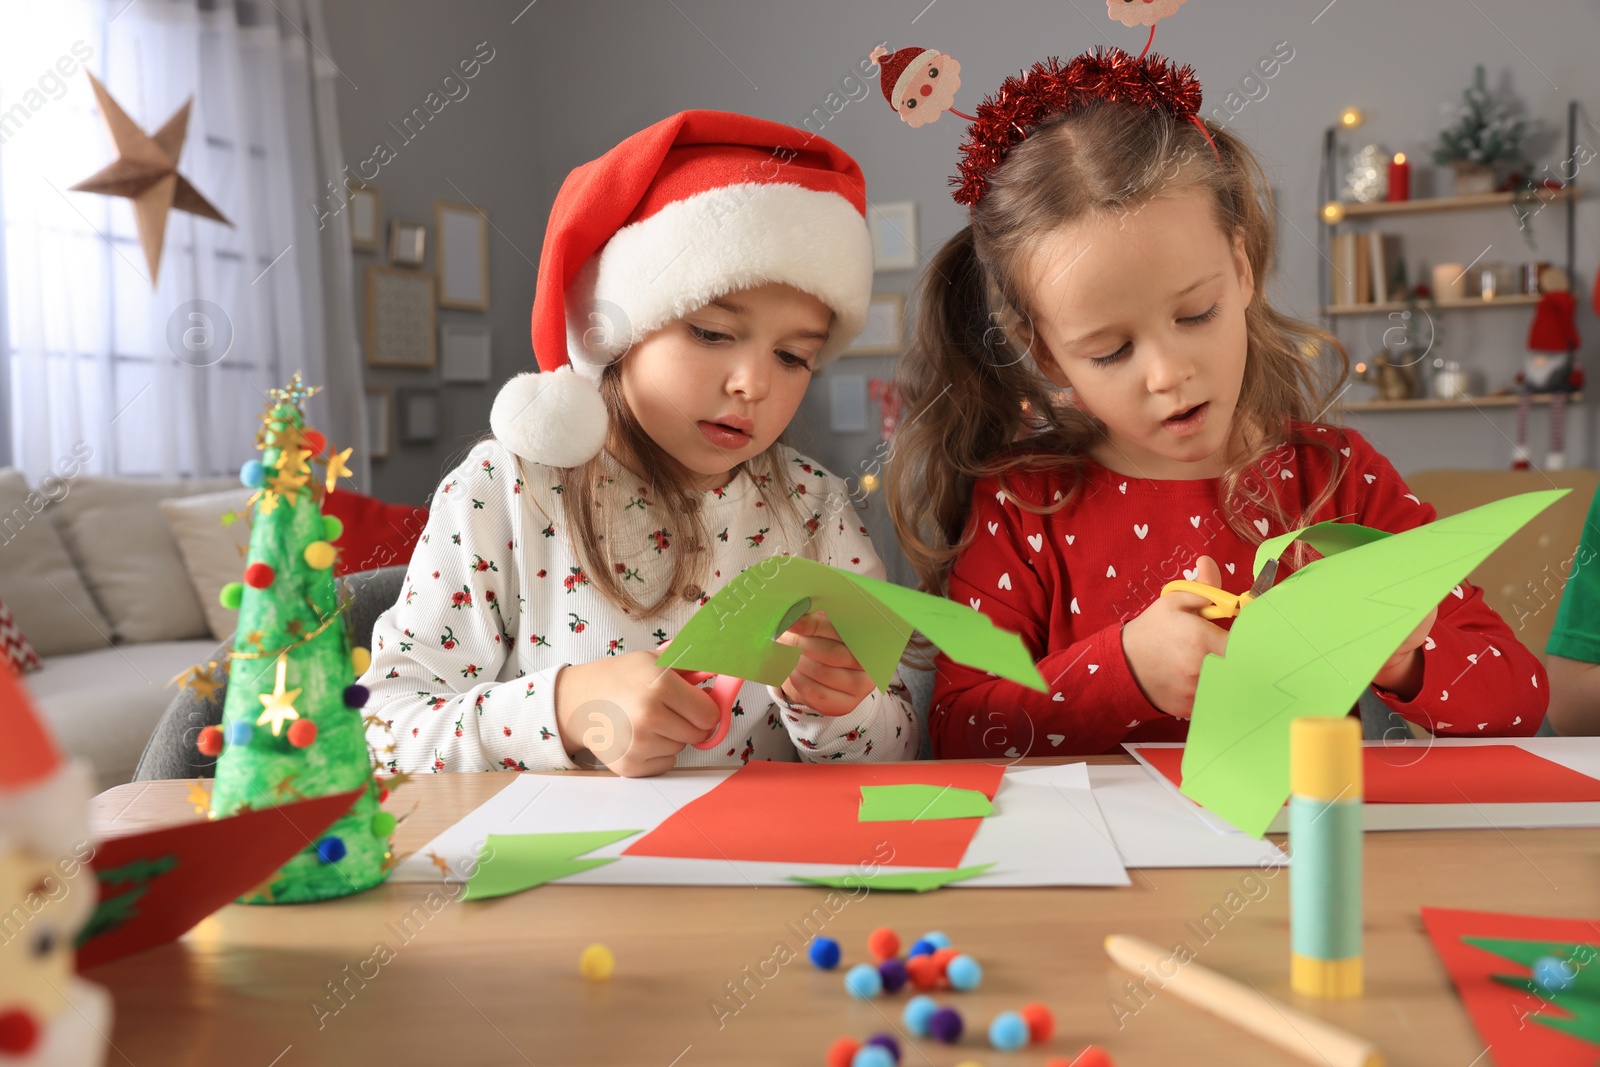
[203,373,392,904]
[858,784,994,822]
[462,830,640,900]
[789,863,997,893]
[1180,489,1567,837]
[1466,936,1600,1045]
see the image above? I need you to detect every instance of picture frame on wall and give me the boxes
[349,185,382,252]
[387,219,427,267]
[868,201,919,272]
[844,293,904,356]
[364,387,392,460]
[398,389,440,445]
[440,324,492,383]
[365,266,437,369]
[435,200,490,311]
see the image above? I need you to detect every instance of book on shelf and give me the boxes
[1329,231,1404,306]
[1331,232,1357,306]
[1368,232,1403,302]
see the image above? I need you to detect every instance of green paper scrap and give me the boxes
[461,830,639,901]
[1467,935,1600,1045]
[655,555,1047,692]
[789,863,997,893]
[1182,489,1568,838]
[858,784,994,822]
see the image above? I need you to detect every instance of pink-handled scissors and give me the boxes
[659,598,812,751]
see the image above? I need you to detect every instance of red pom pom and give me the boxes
[867,926,900,961]
[931,946,961,976]
[287,719,318,748]
[303,429,327,455]
[243,562,275,589]
[825,1036,860,1067]
[196,726,224,757]
[1049,1047,1114,1067]
[1021,1001,1055,1043]
[0,1009,41,1055]
[906,954,941,990]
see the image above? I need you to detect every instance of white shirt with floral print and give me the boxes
[360,439,919,773]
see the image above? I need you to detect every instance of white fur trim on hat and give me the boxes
[892,49,940,113]
[566,182,873,368]
[490,367,610,467]
[0,759,91,858]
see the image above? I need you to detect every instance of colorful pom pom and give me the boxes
[907,938,937,958]
[922,931,952,950]
[344,684,370,708]
[947,954,983,991]
[351,647,371,675]
[219,582,244,610]
[315,837,346,864]
[845,963,883,999]
[579,943,614,981]
[928,1006,964,1044]
[1535,956,1578,991]
[906,954,941,990]
[304,540,337,570]
[371,812,397,837]
[864,1033,900,1064]
[825,1037,860,1067]
[240,459,265,488]
[850,1047,893,1067]
[1048,1047,1114,1067]
[903,994,939,1037]
[322,515,345,542]
[809,936,842,970]
[932,946,960,976]
[303,429,327,455]
[868,926,900,961]
[196,725,224,757]
[243,562,275,589]
[988,1011,1029,1051]
[878,957,908,994]
[287,719,318,749]
[1020,1002,1055,1043]
[224,721,252,746]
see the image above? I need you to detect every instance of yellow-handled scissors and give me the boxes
[1160,558,1279,621]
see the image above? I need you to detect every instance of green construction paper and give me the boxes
[655,556,1047,692]
[1467,936,1600,1045]
[858,784,994,822]
[788,863,997,892]
[1182,489,1569,838]
[461,830,639,901]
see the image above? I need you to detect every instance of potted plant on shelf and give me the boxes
[1432,65,1532,196]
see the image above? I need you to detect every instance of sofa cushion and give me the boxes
[160,488,254,641]
[0,593,41,674]
[322,488,429,575]
[47,475,236,644]
[0,469,113,656]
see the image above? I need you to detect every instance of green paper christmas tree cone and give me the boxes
[200,374,393,904]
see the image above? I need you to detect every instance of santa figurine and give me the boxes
[0,664,110,1066]
[1512,270,1584,470]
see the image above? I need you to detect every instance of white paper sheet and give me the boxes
[1086,765,1285,869]
[392,762,1130,888]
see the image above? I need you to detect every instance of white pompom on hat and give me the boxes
[0,655,91,859]
[491,109,875,468]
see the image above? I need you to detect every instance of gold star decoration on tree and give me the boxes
[256,657,303,737]
[186,778,211,817]
[168,662,221,700]
[268,373,322,407]
[69,72,232,286]
[325,447,354,493]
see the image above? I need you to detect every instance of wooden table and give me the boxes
[86,760,1597,1066]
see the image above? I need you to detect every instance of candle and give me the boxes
[1386,152,1411,202]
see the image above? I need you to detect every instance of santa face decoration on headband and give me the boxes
[1107,0,1190,27]
[870,45,965,127]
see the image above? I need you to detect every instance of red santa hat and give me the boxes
[491,110,874,468]
[1528,290,1581,353]
[870,45,942,114]
[0,660,91,857]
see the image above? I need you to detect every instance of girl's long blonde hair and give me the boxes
[887,100,1350,595]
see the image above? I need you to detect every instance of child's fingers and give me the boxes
[781,610,841,641]
[657,675,723,736]
[612,751,680,779]
[776,629,861,670]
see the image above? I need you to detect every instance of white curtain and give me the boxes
[0,0,367,487]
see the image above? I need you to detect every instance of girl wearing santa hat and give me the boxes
[361,111,918,777]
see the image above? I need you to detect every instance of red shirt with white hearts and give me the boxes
[931,422,1548,757]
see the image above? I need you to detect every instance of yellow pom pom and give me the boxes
[579,943,614,981]
[304,540,338,570]
[351,647,371,675]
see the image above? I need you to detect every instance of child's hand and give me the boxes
[774,610,877,716]
[1122,555,1232,719]
[1371,605,1437,700]
[553,652,722,777]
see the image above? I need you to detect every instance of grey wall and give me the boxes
[322,0,1600,586]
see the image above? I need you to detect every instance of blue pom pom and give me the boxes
[1534,955,1578,991]
[845,962,883,999]
[946,954,983,991]
[902,995,939,1037]
[921,930,951,950]
[809,936,842,970]
[315,836,347,864]
[907,938,937,958]
[864,1033,901,1064]
[343,684,370,709]
[988,1010,1029,1051]
[239,459,265,488]
[224,721,253,746]
[850,1047,893,1067]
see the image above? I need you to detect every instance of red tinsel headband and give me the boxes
[951,47,1216,207]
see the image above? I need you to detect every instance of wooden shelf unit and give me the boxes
[1336,185,1577,218]
[1322,293,1544,316]
[1340,392,1581,413]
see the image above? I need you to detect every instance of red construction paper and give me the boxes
[623,762,1006,867]
[77,786,363,970]
[1422,907,1600,1066]
[1138,745,1600,804]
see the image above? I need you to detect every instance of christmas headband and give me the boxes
[872,0,1218,207]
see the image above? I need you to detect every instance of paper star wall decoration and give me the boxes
[69,72,232,285]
